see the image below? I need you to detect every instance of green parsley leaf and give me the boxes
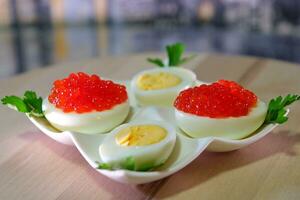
[178,54,197,65]
[264,94,300,125]
[147,58,165,67]
[147,42,195,67]
[23,91,43,117]
[138,162,156,172]
[96,161,112,170]
[166,43,185,66]
[95,158,163,172]
[1,96,29,113]
[95,157,135,171]
[1,90,44,117]
[121,156,135,171]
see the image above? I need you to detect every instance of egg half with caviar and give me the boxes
[43,72,130,134]
[174,80,267,140]
[131,67,196,106]
[99,121,176,171]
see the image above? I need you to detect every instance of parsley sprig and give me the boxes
[96,157,135,171]
[147,42,195,67]
[96,156,159,172]
[1,91,44,117]
[264,94,300,125]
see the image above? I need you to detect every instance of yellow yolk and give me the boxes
[137,72,182,90]
[115,125,167,146]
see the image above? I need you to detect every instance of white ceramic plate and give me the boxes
[28,105,282,184]
[26,80,283,184]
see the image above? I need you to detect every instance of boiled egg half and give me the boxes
[99,121,176,171]
[174,80,268,139]
[131,67,196,106]
[43,72,130,134]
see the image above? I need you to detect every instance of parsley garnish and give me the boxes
[147,42,195,67]
[96,157,136,171]
[96,161,113,170]
[264,94,300,125]
[1,91,44,117]
[96,157,158,172]
[120,156,135,170]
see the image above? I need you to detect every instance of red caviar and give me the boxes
[174,80,257,118]
[48,72,128,113]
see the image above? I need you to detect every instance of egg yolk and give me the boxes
[137,72,182,90]
[115,125,167,146]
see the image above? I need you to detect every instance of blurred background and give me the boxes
[0,0,300,79]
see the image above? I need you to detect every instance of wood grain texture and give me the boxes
[0,54,299,200]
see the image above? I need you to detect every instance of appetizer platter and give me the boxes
[2,43,299,184]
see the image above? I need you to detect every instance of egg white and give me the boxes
[175,100,268,139]
[131,68,196,106]
[42,99,130,134]
[99,121,176,171]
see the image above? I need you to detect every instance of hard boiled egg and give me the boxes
[43,72,130,134]
[131,68,196,106]
[99,121,176,171]
[174,80,268,139]
[43,99,130,134]
[175,100,267,139]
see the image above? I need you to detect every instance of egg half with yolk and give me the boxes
[43,72,130,134]
[99,121,176,171]
[131,68,196,106]
[174,80,267,139]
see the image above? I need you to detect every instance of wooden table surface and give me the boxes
[0,53,300,200]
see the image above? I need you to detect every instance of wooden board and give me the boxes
[0,54,299,200]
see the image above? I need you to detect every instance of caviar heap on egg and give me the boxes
[43,72,130,134]
[174,80,268,140]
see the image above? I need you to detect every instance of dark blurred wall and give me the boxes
[0,0,299,79]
